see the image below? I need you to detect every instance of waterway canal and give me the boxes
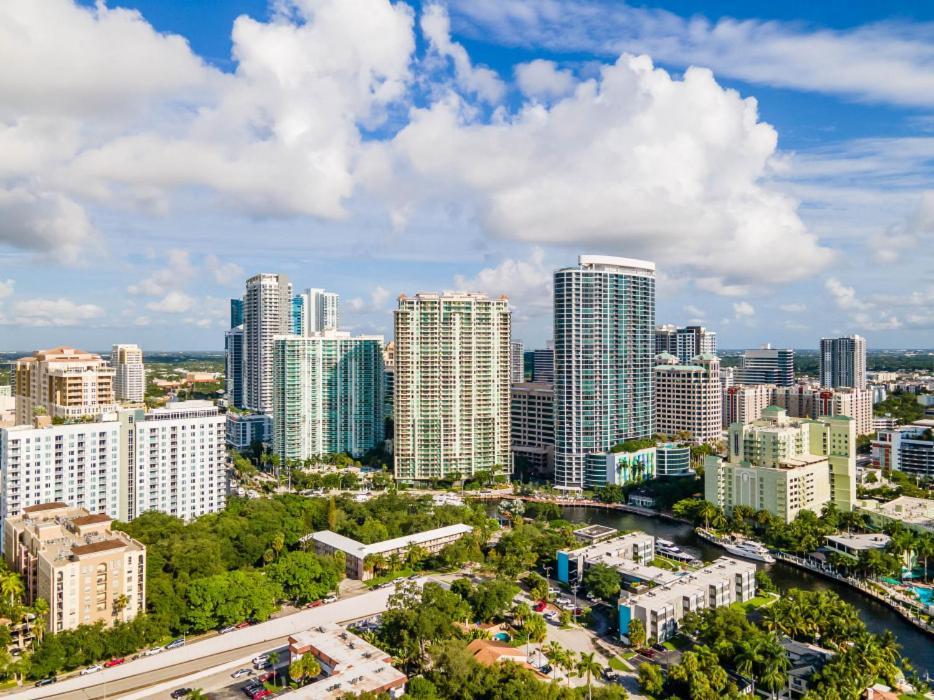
[551,505,934,676]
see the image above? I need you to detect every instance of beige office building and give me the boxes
[14,347,116,424]
[511,382,555,476]
[722,384,774,428]
[653,353,722,444]
[3,503,145,633]
[772,385,874,436]
[705,407,857,521]
[393,292,512,482]
[112,344,145,403]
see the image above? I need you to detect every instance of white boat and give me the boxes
[655,538,701,564]
[696,528,775,563]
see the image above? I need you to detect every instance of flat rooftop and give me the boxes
[560,531,654,560]
[621,557,755,610]
[857,496,934,529]
[572,524,617,543]
[311,524,473,559]
[824,533,890,551]
[288,624,406,699]
[7,505,143,564]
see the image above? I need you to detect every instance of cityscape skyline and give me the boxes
[1,0,933,350]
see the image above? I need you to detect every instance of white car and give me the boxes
[220,625,237,634]
[252,655,269,666]
[80,665,102,675]
[322,595,338,604]
[232,668,252,679]
[142,647,164,656]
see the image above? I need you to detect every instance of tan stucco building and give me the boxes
[14,347,116,425]
[3,503,146,633]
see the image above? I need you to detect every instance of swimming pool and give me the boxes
[493,632,511,642]
[912,586,933,606]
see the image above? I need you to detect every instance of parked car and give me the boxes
[252,655,269,666]
[306,600,323,608]
[80,665,102,676]
[323,595,338,603]
[257,671,275,683]
[142,647,164,656]
[652,643,667,652]
[533,600,547,613]
[104,658,125,668]
[34,677,57,687]
[220,625,238,634]
[640,648,656,658]
[539,664,552,675]
[236,621,251,629]
[166,637,185,650]
[232,668,253,679]
[170,689,192,699]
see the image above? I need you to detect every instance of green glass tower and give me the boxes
[553,255,656,489]
[273,332,384,460]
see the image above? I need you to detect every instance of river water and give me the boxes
[545,505,934,676]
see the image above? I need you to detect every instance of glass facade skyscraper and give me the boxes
[272,332,384,460]
[553,255,656,489]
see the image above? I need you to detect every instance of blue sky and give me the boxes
[1,0,933,350]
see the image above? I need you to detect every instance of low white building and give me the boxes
[557,532,657,585]
[309,524,473,580]
[618,557,756,642]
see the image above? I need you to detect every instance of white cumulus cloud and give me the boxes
[515,59,575,100]
[7,297,104,326]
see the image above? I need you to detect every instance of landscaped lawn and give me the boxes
[363,568,417,588]
[610,655,632,670]
[734,592,780,613]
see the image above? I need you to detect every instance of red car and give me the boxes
[533,600,547,613]
[104,658,125,668]
[257,672,274,683]
[306,600,323,609]
[236,621,251,629]
[250,690,271,700]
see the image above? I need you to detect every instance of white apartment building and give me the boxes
[295,288,340,334]
[722,384,774,428]
[14,347,117,424]
[393,292,512,482]
[243,273,292,413]
[119,401,226,521]
[226,411,272,451]
[0,418,122,522]
[510,340,524,383]
[619,557,756,642]
[112,344,145,403]
[653,353,722,444]
[0,402,226,524]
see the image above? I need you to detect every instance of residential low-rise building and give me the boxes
[618,557,756,642]
[823,533,890,559]
[308,524,473,580]
[855,496,934,535]
[557,532,656,585]
[288,623,406,699]
[3,503,146,633]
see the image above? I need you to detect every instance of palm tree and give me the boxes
[558,649,576,686]
[735,637,763,692]
[31,597,49,647]
[542,641,563,681]
[576,651,602,700]
[0,572,24,609]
